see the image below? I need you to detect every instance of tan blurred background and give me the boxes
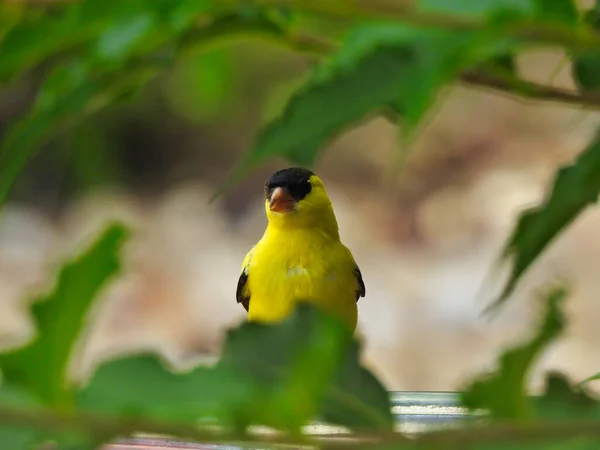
[1,35,600,393]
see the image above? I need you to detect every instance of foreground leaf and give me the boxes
[0,385,44,450]
[79,304,393,432]
[489,129,600,310]
[0,223,129,408]
[321,340,393,430]
[77,355,245,424]
[462,286,567,421]
[572,8,600,92]
[418,0,534,18]
[535,372,600,420]
[579,372,600,386]
[419,0,577,24]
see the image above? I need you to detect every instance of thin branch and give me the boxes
[460,70,600,108]
[233,0,600,112]
[222,19,600,112]
[7,402,600,449]
[255,0,600,52]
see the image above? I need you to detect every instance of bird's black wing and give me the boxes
[354,266,365,302]
[236,268,250,312]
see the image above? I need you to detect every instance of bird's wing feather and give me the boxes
[354,266,366,302]
[236,248,254,312]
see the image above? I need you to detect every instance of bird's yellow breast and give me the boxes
[246,227,358,331]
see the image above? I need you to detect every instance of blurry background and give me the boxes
[2,34,600,392]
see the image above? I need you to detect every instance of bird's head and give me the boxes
[264,167,338,235]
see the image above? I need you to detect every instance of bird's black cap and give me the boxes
[264,167,315,201]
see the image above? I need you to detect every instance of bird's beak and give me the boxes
[269,187,296,213]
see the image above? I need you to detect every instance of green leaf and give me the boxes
[0,2,24,43]
[94,12,157,63]
[0,0,215,206]
[489,129,600,310]
[237,23,510,178]
[0,58,157,207]
[245,44,414,169]
[462,286,567,421]
[321,341,393,430]
[0,385,93,449]
[167,0,214,33]
[77,355,245,424]
[579,372,600,386]
[218,302,392,430]
[0,223,129,409]
[535,0,578,25]
[0,385,44,450]
[535,372,600,420]
[0,1,119,81]
[573,53,600,92]
[419,0,578,24]
[418,0,534,17]
[0,0,212,81]
[79,304,392,431]
[572,9,600,92]
[485,54,516,75]
[165,48,234,121]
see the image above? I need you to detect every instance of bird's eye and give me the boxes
[287,180,311,201]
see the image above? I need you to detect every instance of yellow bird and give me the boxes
[236,167,365,331]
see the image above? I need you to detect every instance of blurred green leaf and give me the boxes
[165,48,234,122]
[486,54,516,74]
[94,12,157,63]
[0,223,129,409]
[0,58,158,207]
[261,72,310,124]
[0,2,24,44]
[77,355,245,424]
[217,302,392,431]
[535,0,579,25]
[0,2,115,81]
[536,0,578,25]
[79,304,392,431]
[572,8,600,92]
[0,385,44,450]
[462,286,567,421]
[489,129,600,310]
[0,0,214,81]
[64,120,124,190]
[0,0,222,206]
[167,0,215,33]
[535,372,600,420]
[240,23,510,174]
[579,372,600,386]
[0,378,96,449]
[418,0,534,17]
[320,341,393,430]
[573,53,600,92]
[243,45,413,169]
[419,0,577,24]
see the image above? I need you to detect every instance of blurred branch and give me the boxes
[238,0,600,111]
[460,70,600,109]
[213,18,600,112]
[254,0,600,52]
[8,402,600,449]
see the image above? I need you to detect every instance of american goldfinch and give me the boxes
[236,167,365,331]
